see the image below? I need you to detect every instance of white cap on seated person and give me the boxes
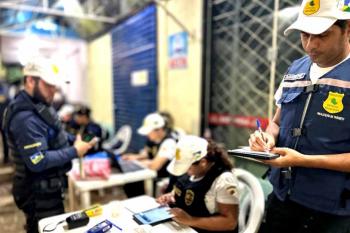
[284,0,350,36]
[58,104,74,119]
[167,135,208,176]
[23,57,69,86]
[137,112,165,135]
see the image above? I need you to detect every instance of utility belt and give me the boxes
[34,176,66,194]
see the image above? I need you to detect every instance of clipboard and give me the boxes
[228,147,279,160]
[133,206,173,226]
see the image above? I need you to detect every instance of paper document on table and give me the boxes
[122,195,160,213]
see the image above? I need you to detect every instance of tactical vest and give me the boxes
[3,91,71,179]
[174,164,237,233]
[272,56,350,215]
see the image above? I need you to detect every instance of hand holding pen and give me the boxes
[256,119,265,142]
[249,119,273,152]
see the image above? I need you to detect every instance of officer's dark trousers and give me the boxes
[258,193,350,233]
[13,178,65,233]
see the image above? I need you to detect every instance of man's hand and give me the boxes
[249,131,275,152]
[73,134,98,158]
[264,147,304,167]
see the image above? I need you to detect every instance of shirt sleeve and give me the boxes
[214,172,240,204]
[204,171,239,214]
[156,138,177,160]
[10,111,77,173]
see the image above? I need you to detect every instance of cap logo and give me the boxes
[175,148,181,160]
[51,64,59,75]
[303,0,320,15]
[338,0,350,12]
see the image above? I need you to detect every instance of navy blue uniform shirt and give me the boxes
[10,105,77,173]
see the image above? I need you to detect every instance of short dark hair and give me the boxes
[334,20,348,31]
[75,105,91,118]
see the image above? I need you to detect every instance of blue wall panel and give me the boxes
[111,4,157,152]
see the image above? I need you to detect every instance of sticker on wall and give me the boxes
[131,70,149,86]
[168,32,188,69]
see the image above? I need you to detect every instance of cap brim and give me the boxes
[167,158,192,176]
[137,126,152,135]
[284,16,336,36]
[41,76,70,87]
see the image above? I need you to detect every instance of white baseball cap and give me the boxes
[167,135,208,176]
[137,112,165,135]
[284,0,350,35]
[23,58,68,86]
[58,104,74,119]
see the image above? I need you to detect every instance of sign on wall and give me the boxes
[168,31,188,69]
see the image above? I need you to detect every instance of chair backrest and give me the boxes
[235,168,265,233]
[102,125,132,155]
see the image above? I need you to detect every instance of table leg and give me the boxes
[144,178,153,197]
[80,191,91,209]
[68,176,75,211]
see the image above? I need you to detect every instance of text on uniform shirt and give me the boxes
[283,73,306,81]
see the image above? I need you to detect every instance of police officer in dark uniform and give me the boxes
[249,1,350,232]
[3,58,97,233]
[157,136,239,233]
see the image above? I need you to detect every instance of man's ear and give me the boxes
[26,76,37,88]
[346,21,350,38]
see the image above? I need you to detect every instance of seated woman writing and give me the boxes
[157,135,239,233]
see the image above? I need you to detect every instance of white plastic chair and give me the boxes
[235,168,265,233]
[102,125,132,155]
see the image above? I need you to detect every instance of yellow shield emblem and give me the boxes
[174,186,182,197]
[185,190,194,206]
[323,91,344,114]
[303,0,320,15]
[175,148,181,160]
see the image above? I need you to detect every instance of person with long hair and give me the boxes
[157,135,238,233]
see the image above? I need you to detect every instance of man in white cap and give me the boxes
[249,0,350,232]
[157,135,239,233]
[2,58,97,233]
[122,112,178,196]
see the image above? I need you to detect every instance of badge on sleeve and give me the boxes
[323,91,344,114]
[226,186,237,196]
[30,152,44,165]
[24,142,42,150]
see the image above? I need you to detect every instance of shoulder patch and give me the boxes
[226,186,237,196]
[30,152,44,165]
[24,142,42,150]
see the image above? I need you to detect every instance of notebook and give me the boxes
[103,149,145,173]
[228,147,279,160]
[116,158,145,173]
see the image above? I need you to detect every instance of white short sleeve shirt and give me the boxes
[156,138,177,160]
[189,170,239,214]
